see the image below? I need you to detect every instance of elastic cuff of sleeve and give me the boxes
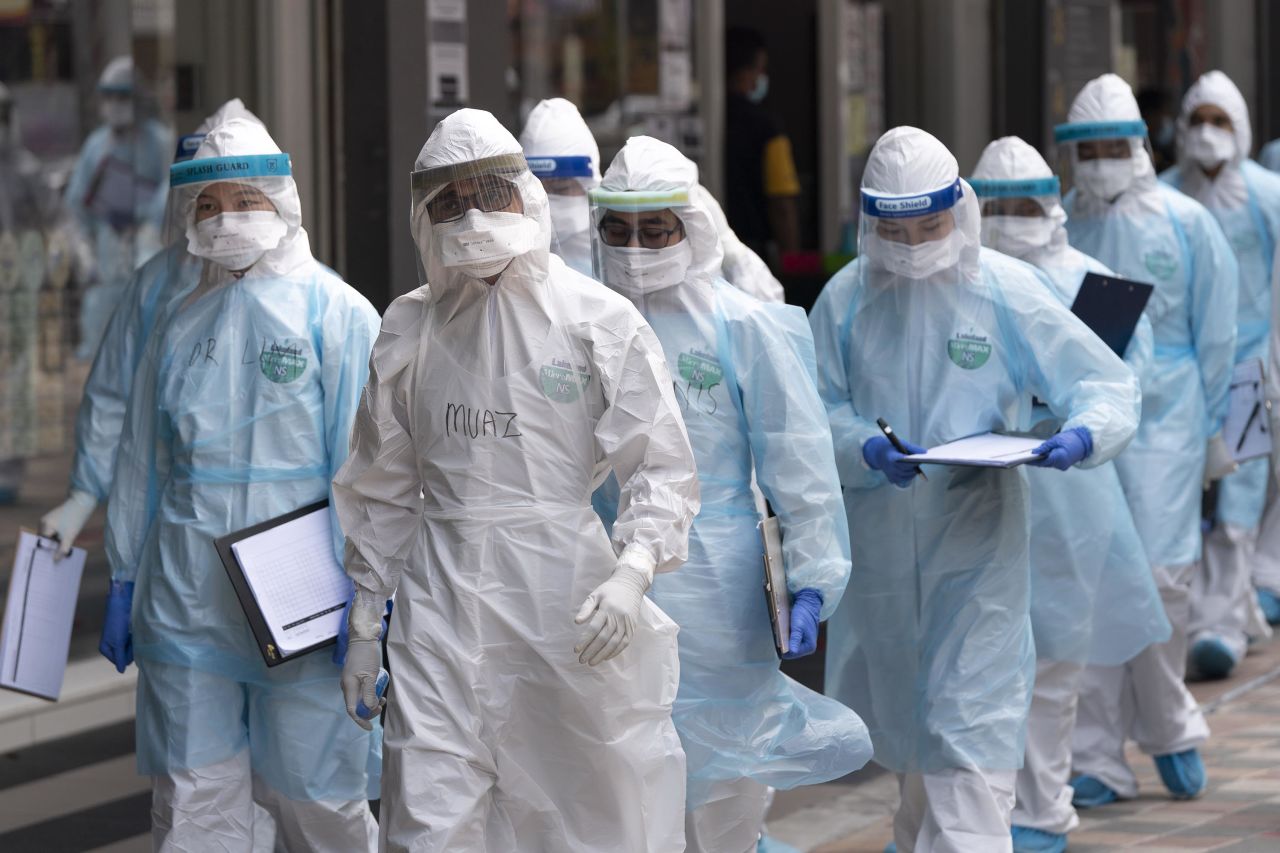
[350,587,387,641]
[617,544,657,587]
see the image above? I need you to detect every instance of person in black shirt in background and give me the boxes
[724,26,802,261]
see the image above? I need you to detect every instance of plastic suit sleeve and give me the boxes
[1001,265,1140,468]
[64,128,106,236]
[332,295,427,601]
[808,269,884,491]
[593,317,700,574]
[1185,210,1239,436]
[69,251,170,500]
[1124,314,1155,389]
[320,293,382,563]
[737,306,851,619]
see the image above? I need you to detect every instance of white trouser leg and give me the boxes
[251,774,377,853]
[1129,563,1210,757]
[151,750,257,852]
[895,769,1016,853]
[1071,663,1137,798]
[685,776,772,853]
[1191,525,1255,661]
[894,773,927,853]
[1252,485,1280,592]
[1013,660,1084,835]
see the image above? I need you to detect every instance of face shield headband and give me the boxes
[860,178,963,219]
[1052,120,1148,144]
[526,155,594,180]
[410,153,531,209]
[170,153,293,188]
[173,133,205,163]
[968,176,1061,199]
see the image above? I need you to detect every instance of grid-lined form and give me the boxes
[231,508,349,653]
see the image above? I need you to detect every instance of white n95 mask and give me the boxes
[869,229,964,279]
[100,99,134,129]
[1073,157,1135,201]
[601,241,693,297]
[187,211,288,271]
[548,195,590,239]
[980,216,1056,258]
[1184,124,1236,169]
[433,209,542,279]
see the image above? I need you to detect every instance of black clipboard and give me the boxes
[1070,272,1155,357]
[213,500,343,667]
[760,515,790,658]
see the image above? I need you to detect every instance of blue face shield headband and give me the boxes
[1052,120,1148,144]
[861,178,963,219]
[173,133,204,164]
[968,176,1061,199]
[526,155,594,180]
[170,153,293,187]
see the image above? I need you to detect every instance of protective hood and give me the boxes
[859,126,981,282]
[98,56,134,94]
[970,135,1070,263]
[595,135,724,290]
[519,97,601,182]
[1058,73,1157,212]
[168,117,310,277]
[411,108,551,291]
[1171,70,1250,209]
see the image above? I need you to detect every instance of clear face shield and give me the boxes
[588,187,695,298]
[526,155,596,270]
[858,178,972,281]
[1054,120,1151,201]
[409,153,546,283]
[165,153,294,275]
[970,176,1064,259]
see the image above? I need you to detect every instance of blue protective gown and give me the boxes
[105,259,383,800]
[598,278,872,805]
[1024,245,1171,665]
[809,248,1141,773]
[1063,183,1238,568]
[1160,160,1280,531]
[70,243,197,501]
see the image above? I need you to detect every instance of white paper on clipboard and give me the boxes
[761,516,790,657]
[1224,358,1271,463]
[0,531,86,700]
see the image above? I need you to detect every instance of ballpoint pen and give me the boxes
[876,417,927,482]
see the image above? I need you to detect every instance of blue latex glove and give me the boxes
[1030,426,1094,470]
[356,669,390,721]
[863,435,926,487]
[99,579,134,673]
[333,595,393,665]
[783,588,824,659]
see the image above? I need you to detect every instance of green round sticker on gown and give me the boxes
[260,342,307,384]
[947,330,992,370]
[540,363,590,403]
[678,351,724,390]
[1144,249,1178,280]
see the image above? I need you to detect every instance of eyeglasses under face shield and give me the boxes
[588,188,690,249]
[411,153,530,224]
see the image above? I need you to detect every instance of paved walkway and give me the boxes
[765,636,1280,852]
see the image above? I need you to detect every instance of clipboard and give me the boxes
[0,530,86,701]
[1069,272,1154,357]
[214,500,348,667]
[760,515,790,658]
[1224,358,1271,463]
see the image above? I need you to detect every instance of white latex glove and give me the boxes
[341,589,387,730]
[40,490,97,557]
[574,546,656,667]
[1205,432,1238,487]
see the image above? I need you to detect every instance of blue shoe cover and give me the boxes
[757,837,802,853]
[1070,774,1118,808]
[0,488,17,505]
[1012,825,1067,853]
[1190,636,1237,680]
[1259,588,1280,625]
[1154,748,1206,799]
[884,844,897,853]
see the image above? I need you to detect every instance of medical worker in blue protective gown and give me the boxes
[588,135,871,853]
[809,126,1140,853]
[1057,73,1239,807]
[64,56,171,360]
[1160,71,1280,674]
[332,109,699,853]
[971,135,1172,853]
[41,99,262,558]
[102,117,382,851]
